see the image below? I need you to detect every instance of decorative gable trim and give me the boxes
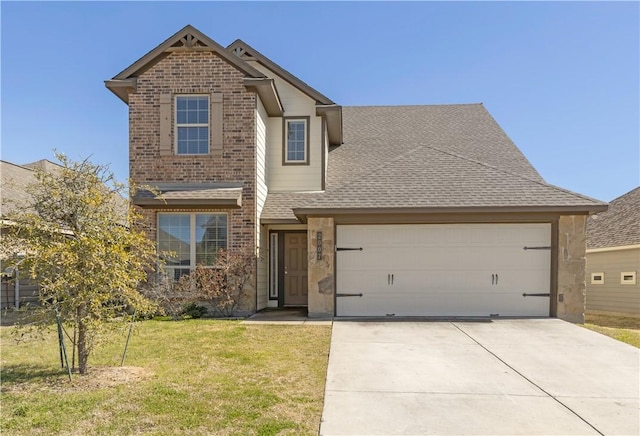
[228,39,343,146]
[227,39,335,106]
[105,25,264,103]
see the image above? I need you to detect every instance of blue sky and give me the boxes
[1,1,638,202]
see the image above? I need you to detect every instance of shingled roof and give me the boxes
[587,187,640,249]
[0,160,39,216]
[263,104,607,221]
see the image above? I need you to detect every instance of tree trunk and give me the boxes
[77,305,89,375]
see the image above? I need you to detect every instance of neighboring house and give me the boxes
[586,187,640,318]
[106,25,606,322]
[0,160,60,309]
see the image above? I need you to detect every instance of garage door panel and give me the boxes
[337,292,550,317]
[336,224,551,317]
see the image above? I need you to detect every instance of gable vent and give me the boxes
[170,33,208,50]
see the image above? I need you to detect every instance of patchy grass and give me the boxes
[1,320,332,435]
[582,314,640,348]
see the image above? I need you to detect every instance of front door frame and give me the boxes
[271,230,308,307]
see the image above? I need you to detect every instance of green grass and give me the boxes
[582,314,640,348]
[1,320,332,435]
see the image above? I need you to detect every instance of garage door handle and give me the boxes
[391,274,394,285]
[522,293,550,297]
[337,293,363,297]
[492,274,495,285]
[495,274,498,285]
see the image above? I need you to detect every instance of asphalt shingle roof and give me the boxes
[587,187,640,249]
[1,161,38,216]
[132,183,244,209]
[262,104,606,221]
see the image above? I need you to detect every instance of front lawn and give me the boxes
[1,320,332,435]
[582,314,640,348]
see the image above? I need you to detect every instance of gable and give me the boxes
[227,39,343,145]
[105,25,265,104]
[227,39,334,105]
[588,187,640,249]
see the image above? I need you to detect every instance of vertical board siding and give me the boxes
[586,248,640,317]
[255,99,269,310]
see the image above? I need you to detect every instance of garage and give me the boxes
[336,223,551,317]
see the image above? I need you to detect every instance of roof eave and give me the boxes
[104,78,138,104]
[293,205,609,223]
[316,105,343,146]
[244,78,284,116]
[132,198,242,209]
[260,218,303,225]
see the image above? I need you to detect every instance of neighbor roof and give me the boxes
[1,159,129,221]
[1,161,39,216]
[587,187,640,249]
[262,104,607,221]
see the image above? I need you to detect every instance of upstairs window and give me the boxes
[176,95,209,155]
[283,117,309,164]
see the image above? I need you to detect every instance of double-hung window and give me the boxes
[158,213,227,280]
[284,117,309,164]
[176,95,209,155]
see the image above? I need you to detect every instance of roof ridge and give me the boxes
[327,144,429,193]
[416,143,607,205]
[1,160,35,172]
[328,143,605,206]
[609,186,640,203]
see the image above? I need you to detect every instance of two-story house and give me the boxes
[106,25,606,322]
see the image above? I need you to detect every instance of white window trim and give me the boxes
[157,212,228,276]
[284,118,309,164]
[590,272,605,285]
[175,95,210,155]
[621,271,637,285]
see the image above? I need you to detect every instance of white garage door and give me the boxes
[336,224,551,317]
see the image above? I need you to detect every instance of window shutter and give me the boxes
[211,93,223,152]
[159,94,172,156]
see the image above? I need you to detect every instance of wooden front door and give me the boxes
[284,233,308,306]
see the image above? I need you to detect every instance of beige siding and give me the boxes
[586,248,640,317]
[0,280,38,309]
[256,98,268,217]
[255,99,269,311]
[248,61,323,192]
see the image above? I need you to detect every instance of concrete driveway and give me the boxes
[320,319,639,435]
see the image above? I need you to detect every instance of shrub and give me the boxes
[182,302,208,319]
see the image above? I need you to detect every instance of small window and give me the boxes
[591,272,604,284]
[621,272,636,285]
[283,118,309,164]
[176,95,209,155]
[158,213,227,280]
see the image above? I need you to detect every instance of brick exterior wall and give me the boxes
[129,50,258,310]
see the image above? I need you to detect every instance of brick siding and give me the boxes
[129,50,257,306]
